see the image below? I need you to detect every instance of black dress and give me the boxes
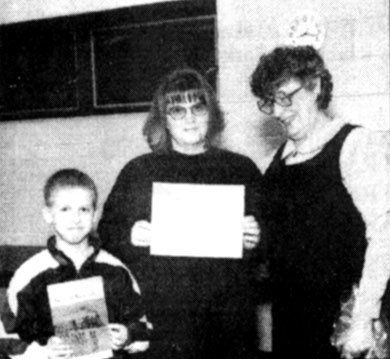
[261,125,367,359]
[98,148,263,359]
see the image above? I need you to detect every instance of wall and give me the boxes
[0,114,150,245]
[0,0,389,246]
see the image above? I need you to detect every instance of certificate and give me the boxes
[151,182,245,258]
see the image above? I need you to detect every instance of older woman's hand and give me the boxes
[242,215,260,250]
[131,220,152,247]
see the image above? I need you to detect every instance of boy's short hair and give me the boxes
[44,168,98,208]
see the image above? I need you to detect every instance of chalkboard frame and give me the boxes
[0,0,216,121]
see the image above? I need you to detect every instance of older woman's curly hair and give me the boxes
[250,46,333,110]
[143,68,225,152]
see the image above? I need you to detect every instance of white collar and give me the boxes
[282,117,346,161]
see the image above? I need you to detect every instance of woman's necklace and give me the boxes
[288,116,338,158]
[285,116,343,161]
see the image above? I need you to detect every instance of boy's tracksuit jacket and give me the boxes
[1,236,151,356]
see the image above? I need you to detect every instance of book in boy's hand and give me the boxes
[47,276,113,359]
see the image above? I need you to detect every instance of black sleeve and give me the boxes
[2,282,54,345]
[239,159,271,302]
[107,269,144,321]
[240,158,264,257]
[98,161,150,265]
[243,158,263,223]
[105,268,151,342]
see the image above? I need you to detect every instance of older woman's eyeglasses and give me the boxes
[167,102,209,121]
[257,84,305,115]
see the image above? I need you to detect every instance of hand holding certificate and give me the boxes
[151,183,245,258]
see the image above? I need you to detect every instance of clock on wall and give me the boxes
[286,10,326,49]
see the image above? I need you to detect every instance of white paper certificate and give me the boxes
[151,182,245,258]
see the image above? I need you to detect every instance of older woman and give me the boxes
[250,46,390,359]
[98,68,263,359]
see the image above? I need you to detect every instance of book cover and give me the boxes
[47,276,113,359]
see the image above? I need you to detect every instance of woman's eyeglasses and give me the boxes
[257,84,305,115]
[167,102,209,121]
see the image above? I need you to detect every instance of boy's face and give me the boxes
[43,186,96,246]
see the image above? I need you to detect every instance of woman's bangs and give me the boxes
[165,90,206,105]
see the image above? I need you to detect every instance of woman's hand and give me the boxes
[126,341,150,354]
[131,220,152,247]
[340,320,373,358]
[131,217,260,249]
[109,323,130,351]
[47,336,73,359]
[242,215,260,250]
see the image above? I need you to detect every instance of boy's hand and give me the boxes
[47,336,73,359]
[243,215,260,250]
[131,220,152,247]
[109,323,130,350]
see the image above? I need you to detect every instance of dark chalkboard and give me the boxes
[92,16,215,108]
[0,0,216,120]
[0,20,79,116]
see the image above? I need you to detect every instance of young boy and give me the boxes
[1,169,151,358]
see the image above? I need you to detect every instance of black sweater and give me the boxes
[98,148,263,358]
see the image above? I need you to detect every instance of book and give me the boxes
[47,276,113,359]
